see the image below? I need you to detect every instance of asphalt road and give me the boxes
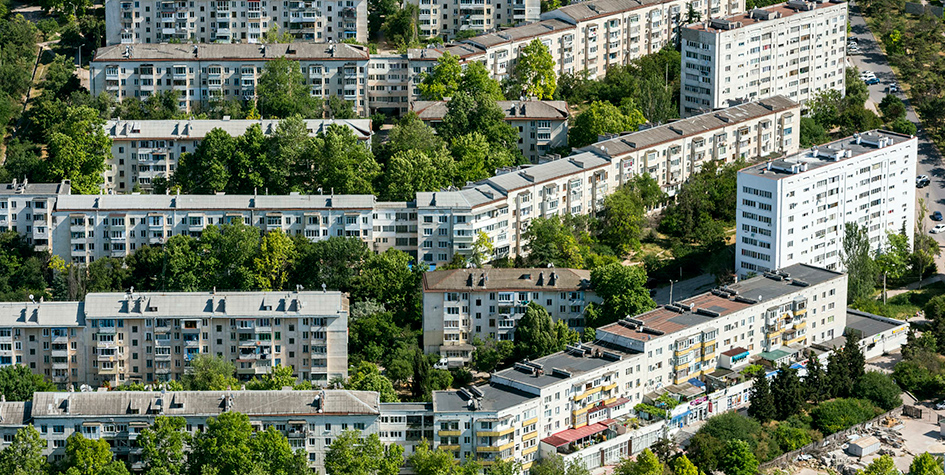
[847,4,945,270]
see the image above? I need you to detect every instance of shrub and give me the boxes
[810,398,883,434]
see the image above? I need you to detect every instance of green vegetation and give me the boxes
[569,100,646,148]
[0,365,56,401]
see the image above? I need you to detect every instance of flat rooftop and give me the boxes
[684,0,846,33]
[845,309,905,338]
[599,264,843,342]
[432,384,535,413]
[741,130,916,179]
[93,42,369,62]
[422,268,590,292]
[491,344,639,390]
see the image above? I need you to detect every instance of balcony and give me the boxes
[155,367,171,375]
[52,361,69,370]
[184,339,200,347]
[287,428,307,438]
[51,349,70,358]
[154,353,172,361]
[477,427,514,437]
[476,440,514,453]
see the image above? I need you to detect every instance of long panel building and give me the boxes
[679,0,847,116]
[735,130,917,276]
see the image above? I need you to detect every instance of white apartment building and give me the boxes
[679,0,847,116]
[413,100,570,162]
[0,180,71,253]
[735,130,917,276]
[83,290,349,386]
[90,43,371,115]
[104,118,372,193]
[582,95,799,196]
[421,268,600,365]
[0,301,91,389]
[104,0,368,45]
[408,0,542,39]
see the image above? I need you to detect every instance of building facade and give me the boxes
[0,180,71,253]
[421,268,600,365]
[412,100,570,162]
[679,0,847,116]
[104,0,368,45]
[0,301,91,389]
[735,130,917,276]
[90,43,371,115]
[581,95,800,196]
[104,118,372,193]
[408,0,542,39]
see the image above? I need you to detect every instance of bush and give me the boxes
[854,371,903,411]
[810,398,883,434]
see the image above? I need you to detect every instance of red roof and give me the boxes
[588,397,630,415]
[541,421,611,448]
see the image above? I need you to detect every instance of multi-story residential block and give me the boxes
[421,268,600,365]
[408,0,541,39]
[367,54,414,116]
[104,0,368,45]
[412,100,570,162]
[679,0,847,116]
[0,180,71,252]
[582,95,799,196]
[461,20,577,78]
[0,300,90,389]
[735,130,917,276]
[82,290,349,386]
[90,43,371,115]
[52,194,378,264]
[104,118,372,193]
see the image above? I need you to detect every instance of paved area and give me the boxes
[865,350,903,375]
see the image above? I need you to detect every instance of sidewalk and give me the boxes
[885,274,944,298]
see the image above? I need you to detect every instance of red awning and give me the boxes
[541,422,610,448]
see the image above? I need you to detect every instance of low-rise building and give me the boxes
[104,118,372,193]
[736,130,917,276]
[0,180,71,253]
[413,100,570,162]
[422,268,599,365]
[0,300,90,389]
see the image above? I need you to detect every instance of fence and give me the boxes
[758,406,904,471]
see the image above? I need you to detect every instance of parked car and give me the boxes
[931,224,945,234]
[865,77,881,85]
[932,211,943,221]
[887,82,899,93]
[935,401,945,410]
[917,175,930,187]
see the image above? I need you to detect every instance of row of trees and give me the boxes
[842,221,940,304]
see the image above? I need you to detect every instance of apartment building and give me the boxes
[51,193,379,264]
[83,290,349,386]
[582,95,799,196]
[596,263,847,388]
[0,180,71,252]
[412,100,570,162]
[104,118,372,193]
[735,130,917,276]
[408,0,541,39]
[679,0,847,116]
[104,0,368,45]
[90,43,371,115]
[462,20,577,79]
[421,268,600,365]
[0,301,91,389]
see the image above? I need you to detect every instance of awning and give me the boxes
[81,421,102,427]
[288,420,307,425]
[540,421,610,448]
[128,421,150,428]
[687,378,706,388]
[588,397,630,414]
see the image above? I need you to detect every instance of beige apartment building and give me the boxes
[412,100,570,162]
[582,95,800,196]
[0,301,91,389]
[408,0,542,39]
[104,118,372,193]
[90,43,371,115]
[83,290,349,386]
[0,180,71,253]
[104,0,368,45]
[680,0,847,116]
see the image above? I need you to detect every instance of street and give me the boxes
[847,4,945,271]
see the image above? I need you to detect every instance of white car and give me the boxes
[931,224,945,234]
[936,402,945,410]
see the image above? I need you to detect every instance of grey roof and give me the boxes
[845,309,905,338]
[850,436,880,448]
[582,97,798,158]
[548,0,665,22]
[412,100,569,121]
[406,44,486,61]
[463,19,575,48]
[0,180,71,196]
[684,1,846,32]
[415,185,504,210]
[0,401,31,426]
[106,119,372,141]
[379,402,433,413]
[30,390,379,418]
[94,43,370,62]
[83,291,347,319]
[0,302,85,327]
[741,130,916,179]
[423,268,590,292]
[492,347,634,390]
[484,152,610,194]
[55,193,376,212]
[432,384,536,413]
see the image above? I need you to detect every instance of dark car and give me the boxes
[933,211,943,221]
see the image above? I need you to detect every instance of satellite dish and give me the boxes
[28,294,34,302]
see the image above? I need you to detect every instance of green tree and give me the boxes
[522,216,584,268]
[804,354,827,403]
[686,413,762,473]
[876,231,910,296]
[368,0,398,39]
[254,230,297,290]
[136,416,190,475]
[569,101,645,148]
[514,303,562,360]
[353,249,423,323]
[826,348,853,398]
[449,132,517,185]
[909,453,945,475]
[842,223,878,303]
[530,455,591,475]
[719,440,758,475]
[262,25,294,43]
[325,430,404,475]
[408,440,458,475]
[588,263,655,327]
[380,112,446,164]
[245,364,298,390]
[842,331,866,383]
[181,354,237,391]
[808,89,843,129]
[890,117,917,135]
[512,39,557,100]
[439,91,522,166]
[291,236,369,293]
[460,61,504,101]
[419,52,462,100]
[672,455,701,475]
[854,371,902,411]
[747,370,775,423]
[64,433,116,475]
[383,3,419,47]
[346,361,399,402]
[472,337,514,373]
[257,57,321,118]
[879,94,907,121]
[248,426,311,475]
[0,365,56,401]
[326,95,356,119]
[615,449,662,475]
[598,179,647,255]
[810,398,882,434]
[860,455,899,475]
[188,411,254,475]
[799,117,829,147]
[173,128,236,193]
[0,425,48,475]
[298,124,380,194]
[469,231,495,268]
[382,149,454,201]
[198,223,260,291]
[771,364,805,420]
[46,106,110,194]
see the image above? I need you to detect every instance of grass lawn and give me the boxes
[853,281,945,320]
